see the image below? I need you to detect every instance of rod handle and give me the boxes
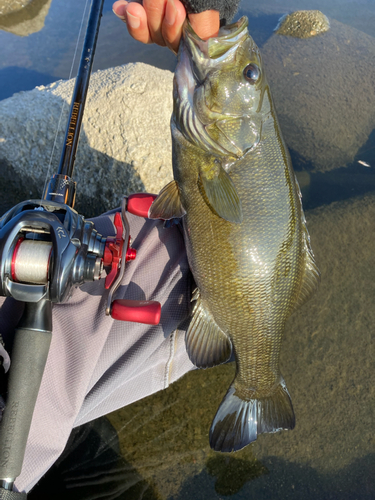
[0,326,51,481]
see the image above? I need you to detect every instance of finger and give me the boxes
[143,0,167,46]
[126,2,154,44]
[113,1,153,44]
[112,0,128,22]
[162,0,186,53]
[189,10,220,40]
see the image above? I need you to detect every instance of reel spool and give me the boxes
[11,238,52,285]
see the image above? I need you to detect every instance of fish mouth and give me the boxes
[182,16,250,83]
[174,16,261,158]
[184,16,249,60]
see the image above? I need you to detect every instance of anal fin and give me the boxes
[186,289,232,368]
[148,180,186,220]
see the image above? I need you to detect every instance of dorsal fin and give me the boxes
[294,225,320,309]
[293,176,320,310]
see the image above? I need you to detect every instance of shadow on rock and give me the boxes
[0,111,145,219]
[0,65,175,218]
[206,454,269,496]
[174,452,375,500]
[0,152,144,219]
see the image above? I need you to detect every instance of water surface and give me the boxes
[1,0,375,498]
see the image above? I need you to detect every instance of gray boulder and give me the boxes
[262,18,375,172]
[0,63,174,216]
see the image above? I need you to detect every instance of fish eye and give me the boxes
[243,63,260,84]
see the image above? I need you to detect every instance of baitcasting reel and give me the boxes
[0,194,160,323]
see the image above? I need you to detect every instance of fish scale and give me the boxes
[150,16,320,452]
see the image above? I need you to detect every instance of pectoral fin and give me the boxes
[200,161,242,223]
[148,180,186,220]
[186,289,232,368]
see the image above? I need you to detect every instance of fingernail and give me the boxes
[112,3,127,20]
[165,0,176,26]
[127,11,140,29]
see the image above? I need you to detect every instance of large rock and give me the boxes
[0,0,51,36]
[262,18,375,172]
[0,63,174,216]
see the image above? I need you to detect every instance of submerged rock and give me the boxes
[108,193,375,496]
[275,10,330,38]
[0,0,51,36]
[0,0,33,16]
[262,18,375,172]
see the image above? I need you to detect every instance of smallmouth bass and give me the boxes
[150,17,320,452]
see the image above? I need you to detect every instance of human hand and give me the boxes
[112,0,220,53]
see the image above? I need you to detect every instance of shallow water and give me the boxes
[1,0,375,498]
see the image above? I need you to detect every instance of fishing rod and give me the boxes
[0,1,160,497]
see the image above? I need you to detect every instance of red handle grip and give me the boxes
[127,193,157,218]
[111,299,161,325]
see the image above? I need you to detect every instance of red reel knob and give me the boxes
[127,193,157,218]
[111,299,161,325]
[126,248,137,261]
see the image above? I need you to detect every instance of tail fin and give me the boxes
[209,379,295,452]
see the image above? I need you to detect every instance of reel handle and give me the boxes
[111,299,161,325]
[105,193,166,324]
[127,193,157,218]
[104,195,162,325]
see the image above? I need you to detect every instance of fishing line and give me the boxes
[39,0,91,203]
